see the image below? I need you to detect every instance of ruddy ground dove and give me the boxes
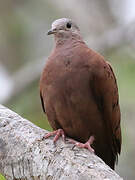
[40,18,122,169]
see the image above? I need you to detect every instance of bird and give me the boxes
[40,18,122,170]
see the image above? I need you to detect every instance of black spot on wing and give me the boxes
[40,92,46,113]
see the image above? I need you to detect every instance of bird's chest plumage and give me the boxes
[44,55,93,104]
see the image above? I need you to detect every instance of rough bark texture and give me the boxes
[0,105,123,180]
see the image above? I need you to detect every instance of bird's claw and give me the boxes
[68,136,95,153]
[43,129,66,143]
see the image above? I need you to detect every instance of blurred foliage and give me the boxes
[0,174,6,180]
[7,80,52,131]
[108,50,135,105]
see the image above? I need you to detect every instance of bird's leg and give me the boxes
[68,136,95,153]
[44,129,66,143]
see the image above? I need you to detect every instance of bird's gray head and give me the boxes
[47,18,81,43]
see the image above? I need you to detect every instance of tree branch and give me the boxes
[0,105,122,180]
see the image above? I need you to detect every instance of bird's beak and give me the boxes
[47,28,57,35]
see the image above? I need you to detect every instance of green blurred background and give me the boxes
[0,0,135,179]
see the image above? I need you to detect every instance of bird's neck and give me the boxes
[54,33,85,48]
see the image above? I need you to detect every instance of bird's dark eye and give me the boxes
[66,22,72,29]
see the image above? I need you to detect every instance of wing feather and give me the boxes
[93,60,121,164]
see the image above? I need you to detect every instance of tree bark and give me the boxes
[0,105,123,180]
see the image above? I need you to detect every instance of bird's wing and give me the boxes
[106,62,122,154]
[92,60,121,157]
[40,91,46,113]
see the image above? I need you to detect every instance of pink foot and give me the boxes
[44,129,66,143]
[69,136,95,153]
